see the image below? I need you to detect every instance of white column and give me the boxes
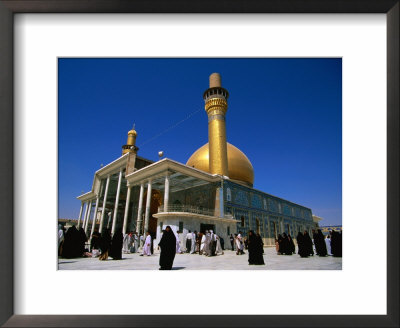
[84,200,93,234]
[136,183,145,234]
[111,168,123,235]
[122,186,132,234]
[90,196,100,238]
[144,180,152,234]
[163,175,170,212]
[76,202,84,229]
[99,175,110,233]
[81,201,89,231]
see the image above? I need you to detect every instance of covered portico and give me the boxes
[125,158,237,245]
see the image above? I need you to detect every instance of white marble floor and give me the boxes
[58,247,342,270]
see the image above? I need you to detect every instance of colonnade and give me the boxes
[77,172,171,239]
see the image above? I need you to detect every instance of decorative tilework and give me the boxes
[283,204,291,216]
[251,194,263,209]
[234,189,249,207]
[268,198,278,213]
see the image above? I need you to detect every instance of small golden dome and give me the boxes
[128,129,137,136]
[186,142,254,187]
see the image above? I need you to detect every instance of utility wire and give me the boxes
[138,108,203,147]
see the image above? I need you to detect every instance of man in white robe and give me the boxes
[175,231,183,254]
[203,231,211,256]
[185,231,192,253]
[190,231,196,254]
[200,232,206,255]
[122,233,132,254]
[141,232,152,256]
[132,233,138,253]
[215,234,224,255]
[325,235,332,255]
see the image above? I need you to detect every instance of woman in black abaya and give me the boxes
[248,230,265,265]
[158,226,177,270]
[61,225,80,258]
[99,228,112,261]
[303,231,314,256]
[109,228,123,260]
[281,233,292,255]
[287,234,296,254]
[315,229,327,256]
[297,231,308,257]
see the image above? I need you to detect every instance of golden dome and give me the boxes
[186,142,254,187]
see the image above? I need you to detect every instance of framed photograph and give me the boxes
[0,1,398,327]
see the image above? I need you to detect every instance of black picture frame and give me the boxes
[0,1,398,327]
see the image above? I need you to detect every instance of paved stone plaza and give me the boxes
[58,247,342,270]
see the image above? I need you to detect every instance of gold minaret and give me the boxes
[122,124,138,155]
[203,73,229,176]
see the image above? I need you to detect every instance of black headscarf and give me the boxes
[158,226,176,270]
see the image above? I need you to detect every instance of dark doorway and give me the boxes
[200,224,215,233]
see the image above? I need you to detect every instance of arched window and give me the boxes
[226,188,231,201]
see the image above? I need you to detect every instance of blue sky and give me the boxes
[58,58,342,226]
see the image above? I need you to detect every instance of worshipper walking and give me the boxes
[297,231,308,258]
[325,234,332,256]
[158,226,177,270]
[303,231,314,256]
[276,234,283,255]
[247,230,265,265]
[220,236,225,250]
[209,230,217,256]
[203,231,211,256]
[314,229,327,256]
[61,225,81,258]
[90,228,101,252]
[58,224,65,256]
[331,230,342,257]
[215,234,224,255]
[109,228,123,260]
[235,234,244,255]
[141,231,152,256]
[185,231,192,253]
[200,232,205,255]
[287,234,295,254]
[99,228,112,261]
[229,234,234,251]
[280,233,293,255]
[190,231,197,254]
[122,231,132,254]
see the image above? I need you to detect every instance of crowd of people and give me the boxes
[59,224,341,269]
[275,229,342,258]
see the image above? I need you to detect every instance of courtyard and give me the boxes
[58,246,342,270]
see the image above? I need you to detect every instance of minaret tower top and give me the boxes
[122,124,139,155]
[203,73,229,177]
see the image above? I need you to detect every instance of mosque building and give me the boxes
[76,73,317,247]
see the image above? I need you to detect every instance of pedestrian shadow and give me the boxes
[58,261,77,264]
[171,267,186,270]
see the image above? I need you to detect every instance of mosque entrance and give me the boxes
[200,223,215,233]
